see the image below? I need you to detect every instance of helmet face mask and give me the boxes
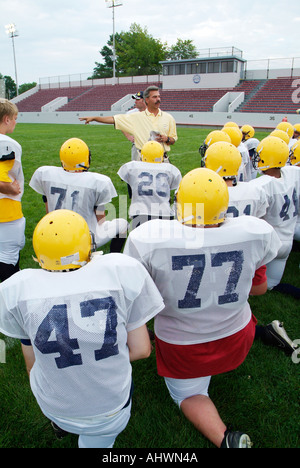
[241,125,255,141]
[176,168,229,226]
[290,141,300,166]
[33,210,92,271]
[255,136,289,171]
[199,130,231,159]
[141,141,164,163]
[60,138,91,172]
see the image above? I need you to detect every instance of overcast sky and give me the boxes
[1,0,300,86]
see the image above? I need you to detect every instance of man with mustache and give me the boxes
[79,86,178,162]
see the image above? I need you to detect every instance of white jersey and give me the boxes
[0,253,164,419]
[253,166,300,256]
[244,138,260,180]
[29,166,117,235]
[238,142,252,182]
[289,138,298,149]
[0,134,23,202]
[124,217,280,345]
[227,179,269,219]
[118,161,181,217]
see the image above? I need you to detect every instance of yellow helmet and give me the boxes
[276,122,294,139]
[33,210,92,271]
[255,136,290,170]
[141,141,164,163]
[176,168,229,226]
[60,138,91,172]
[269,129,290,145]
[241,124,255,141]
[293,124,300,135]
[224,121,239,128]
[290,140,300,166]
[222,126,243,147]
[199,130,231,158]
[203,141,242,178]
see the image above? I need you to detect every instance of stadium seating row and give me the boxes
[16,77,300,114]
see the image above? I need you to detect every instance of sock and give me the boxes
[109,236,127,253]
[272,283,300,300]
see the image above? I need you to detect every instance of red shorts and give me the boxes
[252,265,267,286]
[155,314,257,379]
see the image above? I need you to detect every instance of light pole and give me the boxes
[5,23,19,96]
[105,0,123,85]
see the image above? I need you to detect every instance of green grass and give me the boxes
[0,123,299,449]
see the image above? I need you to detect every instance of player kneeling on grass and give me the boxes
[251,136,300,298]
[203,141,298,356]
[124,168,282,448]
[118,140,182,230]
[289,140,300,243]
[29,137,128,253]
[0,210,164,448]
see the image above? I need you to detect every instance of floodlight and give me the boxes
[4,23,19,95]
[105,1,123,84]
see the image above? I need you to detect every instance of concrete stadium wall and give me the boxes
[17,110,300,130]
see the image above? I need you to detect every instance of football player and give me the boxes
[221,125,252,182]
[289,140,300,242]
[0,210,164,448]
[29,138,128,252]
[289,123,300,149]
[202,141,269,219]
[252,136,300,296]
[118,141,182,230]
[203,140,297,353]
[0,99,25,282]
[241,124,255,142]
[198,129,231,159]
[124,168,281,448]
[243,137,260,180]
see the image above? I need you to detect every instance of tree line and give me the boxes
[1,23,198,97]
[91,23,198,79]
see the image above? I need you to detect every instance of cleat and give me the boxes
[221,430,252,448]
[265,320,297,356]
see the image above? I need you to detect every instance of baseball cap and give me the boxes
[132,91,144,100]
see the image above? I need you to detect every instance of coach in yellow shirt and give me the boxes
[79,86,178,160]
[0,99,25,282]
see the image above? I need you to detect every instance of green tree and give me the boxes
[91,23,167,78]
[91,34,122,79]
[117,23,167,76]
[0,74,17,99]
[18,82,37,95]
[166,39,198,60]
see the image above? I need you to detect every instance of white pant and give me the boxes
[266,240,292,289]
[95,218,128,248]
[45,402,132,448]
[164,376,211,408]
[266,257,288,289]
[0,217,25,265]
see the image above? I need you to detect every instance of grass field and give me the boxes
[0,122,299,449]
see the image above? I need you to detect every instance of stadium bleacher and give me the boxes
[16,77,300,114]
[238,77,300,114]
